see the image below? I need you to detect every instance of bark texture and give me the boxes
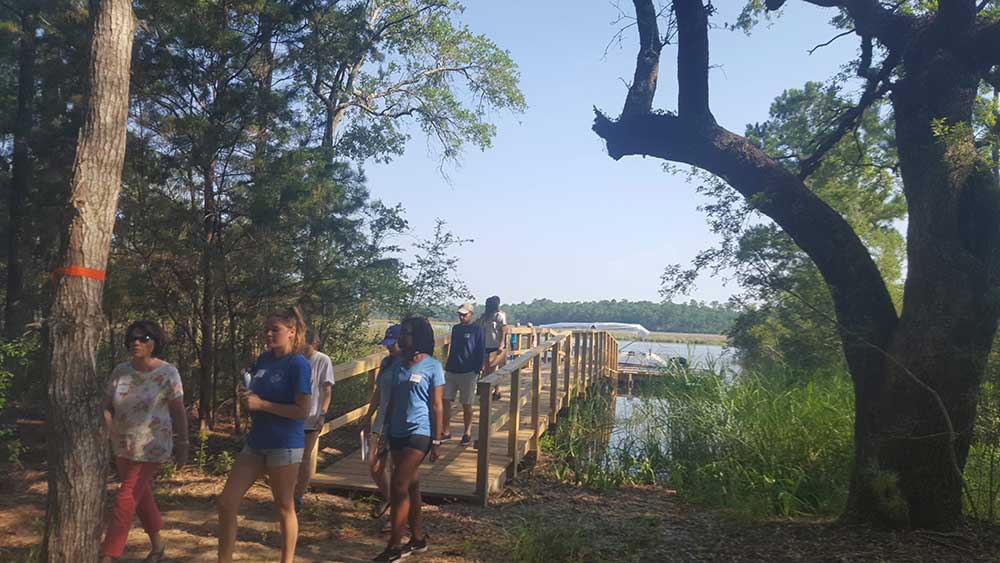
[43,1,135,561]
[594,0,1000,529]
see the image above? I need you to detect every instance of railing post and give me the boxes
[563,334,572,408]
[549,338,560,417]
[573,332,582,398]
[587,331,597,392]
[475,380,493,506]
[530,355,542,452]
[507,367,522,479]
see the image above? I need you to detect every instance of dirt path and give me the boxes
[4,460,1000,562]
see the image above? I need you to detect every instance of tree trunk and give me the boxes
[4,12,38,339]
[845,48,1000,529]
[198,163,217,431]
[43,1,135,561]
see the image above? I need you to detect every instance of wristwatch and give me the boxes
[431,439,442,446]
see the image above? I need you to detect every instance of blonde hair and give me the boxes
[266,306,307,354]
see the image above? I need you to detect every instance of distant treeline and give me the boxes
[426,299,737,334]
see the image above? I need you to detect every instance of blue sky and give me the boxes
[364,1,858,305]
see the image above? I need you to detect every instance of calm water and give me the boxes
[610,340,736,453]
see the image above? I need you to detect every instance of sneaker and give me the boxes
[294,496,303,513]
[439,433,452,442]
[492,389,502,401]
[372,546,407,562]
[403,535,428,555]
[459,434,472,446]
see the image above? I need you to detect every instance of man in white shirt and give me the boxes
[294,329,335,511]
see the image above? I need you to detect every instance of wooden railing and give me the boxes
[318,328,619,506]
[474,329,618,505]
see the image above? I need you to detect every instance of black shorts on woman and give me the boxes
[389,434,432,454]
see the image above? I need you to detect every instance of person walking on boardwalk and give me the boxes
[218,308,311,563]
[372,316,445,563]
[478,295,507,400]
[361,323,403,529]
[442,303,485,446]
[101,320,188,563]
[294,328,335,512]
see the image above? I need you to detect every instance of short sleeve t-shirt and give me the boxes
[387,356,445,438]
[108,361,184,463]
[481,311,507,349]
[305,351,335,431]
[248,351,312,449]
[372,356,398,435]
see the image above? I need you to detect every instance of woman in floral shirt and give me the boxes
[101,320,188,563]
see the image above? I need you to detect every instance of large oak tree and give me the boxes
[594,0,1000,529]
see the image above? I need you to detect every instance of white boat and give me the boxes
[618,349,669,369]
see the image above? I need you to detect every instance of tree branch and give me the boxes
[594,0,900,376]
[798,51,899,179]
[808,28,856,55]
[675,0,714,122]
[622,0,662,116]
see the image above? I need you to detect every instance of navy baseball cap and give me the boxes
[380,324,401,346]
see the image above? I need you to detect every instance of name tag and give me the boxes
[409,373,423,384]
[116,382,131,395]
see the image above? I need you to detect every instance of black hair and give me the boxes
[124,320,166,358]
[401,316,435,359]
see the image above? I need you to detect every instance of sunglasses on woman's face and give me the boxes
[126,334,153,346]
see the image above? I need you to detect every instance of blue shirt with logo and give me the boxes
[248,351,312,449]
[387,355,445,438]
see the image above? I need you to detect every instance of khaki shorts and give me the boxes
[444,371,478,405]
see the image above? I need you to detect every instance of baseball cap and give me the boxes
[457,303,475,315]
[380,324,401,346]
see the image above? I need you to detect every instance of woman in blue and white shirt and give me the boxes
[373,316,444,563]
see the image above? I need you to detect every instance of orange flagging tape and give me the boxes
[51,265,106,282]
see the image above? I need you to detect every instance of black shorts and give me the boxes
[486,347,499,355]
[389,434,432,454]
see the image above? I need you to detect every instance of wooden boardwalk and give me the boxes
[308,329,618,504]
[311,367,559,500]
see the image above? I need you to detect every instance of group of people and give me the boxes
[99,297,509,563]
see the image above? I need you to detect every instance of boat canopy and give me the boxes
[535,322,651,338]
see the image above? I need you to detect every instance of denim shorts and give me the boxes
[240,445,304,467]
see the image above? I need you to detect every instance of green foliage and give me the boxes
[690,81,906,372]
[293,0,526,163]
[541,389,640,491]
[0,337,33,467]
[393,219,473,318]
[212,450,235,475]
[193,430,210,473]
[966,335,1000,523]
[631,368,855,517]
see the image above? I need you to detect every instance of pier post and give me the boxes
[531,355,541,452]
[507,367,521,479]
[475,380,492,506]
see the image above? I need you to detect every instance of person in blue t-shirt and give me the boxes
[360,323,403,528]
[372,317,445,563]
[218,308,311,563]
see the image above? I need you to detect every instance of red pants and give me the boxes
[100,456,164,558]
